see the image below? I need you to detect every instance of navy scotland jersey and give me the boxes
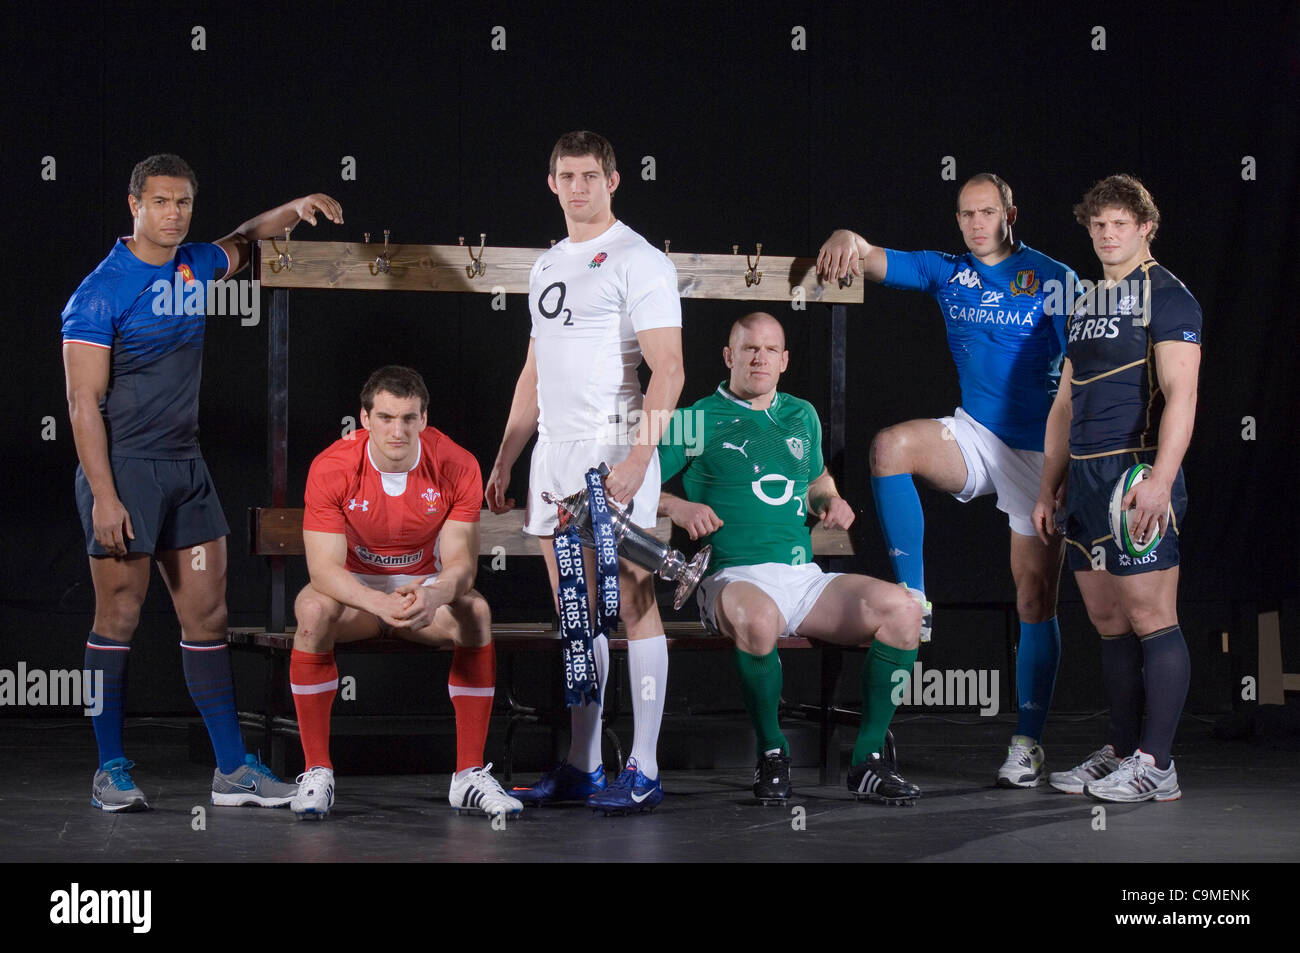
[1065,260,1202,458]
[61,239,230,458]
[883,241,1073,452]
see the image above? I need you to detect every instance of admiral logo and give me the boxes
[355,546,422,567]
[948,267,982,289]
[50,883,151,933]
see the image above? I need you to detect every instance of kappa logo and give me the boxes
[348,498,370,512]
[785,437,805,460]
[980,290,1005,306]
[722,440,750,458]
[948,267,983,289]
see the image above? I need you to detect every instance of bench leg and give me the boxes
[819,646,843,785]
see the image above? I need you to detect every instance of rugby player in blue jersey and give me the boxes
[62,154,342,811]
[1032,175,1200,803]
[817,174,1074,787]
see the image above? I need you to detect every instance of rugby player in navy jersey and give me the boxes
[62,153,342,811]
[817,174,1075,787]
[1032,175,1201,803]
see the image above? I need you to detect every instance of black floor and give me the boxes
[4,714,1297,864]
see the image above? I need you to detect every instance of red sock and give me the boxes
[290,649,337,771]
[449,643,495,773]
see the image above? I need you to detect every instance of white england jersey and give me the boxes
[530,220,681,442]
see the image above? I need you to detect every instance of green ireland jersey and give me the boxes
[658,383,824,574]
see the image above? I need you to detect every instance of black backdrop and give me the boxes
[3,1,1297,714]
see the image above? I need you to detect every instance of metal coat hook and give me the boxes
[663,239,671,253]
[369,230,393,275]
[270,228,292,273]
[736,243,762,287]
[838,273,854,289]
[460,233,486,279]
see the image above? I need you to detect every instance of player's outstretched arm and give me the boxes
[392,519,480,631]
[486,339,541,514]
[659,490,723,541]
[816,229,888,283]
[214,193,344,278]
[303,529,407,622]
[63,342,132,555]
[607,326,684,505]
[808,468,855,530]
[1125,341,1200,542]
[1032,359,1074,545]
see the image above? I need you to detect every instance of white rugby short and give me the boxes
[698,562,842,639]
[936,407,1043,537]
[524,438,660,536]
[351,572,439,594]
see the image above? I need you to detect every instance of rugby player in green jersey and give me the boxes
[658,313,924,805]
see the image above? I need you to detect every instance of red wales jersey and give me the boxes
[303,427,482,575]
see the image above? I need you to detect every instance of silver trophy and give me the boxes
[542,468,711,611]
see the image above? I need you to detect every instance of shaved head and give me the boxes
[728,311,786,350]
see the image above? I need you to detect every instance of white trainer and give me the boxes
[449,763,523,817]
[1085,750,1181,803]
[1049,744,1121,794]
[291,766,335,820]
[996,734,1046,788]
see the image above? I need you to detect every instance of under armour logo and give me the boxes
[348,498,370,512]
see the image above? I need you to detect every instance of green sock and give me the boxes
[733,646,788,758]
[853,641,918,765]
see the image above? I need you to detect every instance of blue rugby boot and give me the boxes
[588,758,663,815]
[510,761,607,806]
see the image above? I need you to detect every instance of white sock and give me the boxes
[627,634,668,780]
[566,634,609,773]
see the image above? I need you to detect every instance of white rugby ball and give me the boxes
[1108,463,1162,558]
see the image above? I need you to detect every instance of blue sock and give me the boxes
[870,473,926,594]
[181,640,246,774]
[85,632,130,767]
[1015,618,1060,742]
[1100,632,1144,757]
[1138,626,1190,770]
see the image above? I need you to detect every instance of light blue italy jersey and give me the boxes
[883,241,1072,451]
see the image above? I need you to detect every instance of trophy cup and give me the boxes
[542,469,711,611]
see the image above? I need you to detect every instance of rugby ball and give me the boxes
[1108,464,1162,558]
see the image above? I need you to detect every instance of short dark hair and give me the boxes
[958,172,1013,211]
[728,311,786,349]
[1073,174,1161,242]
[549,130,617,178]
[129,154,198,199]
[361,365,429,415]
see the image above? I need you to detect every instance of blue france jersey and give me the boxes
[61,239,230,458]
[883,241,1073,451]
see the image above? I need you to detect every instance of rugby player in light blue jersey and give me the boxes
[817,174,1075,788]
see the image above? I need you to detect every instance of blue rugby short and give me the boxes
[1064,451,1186,575]
[75,456,230,556]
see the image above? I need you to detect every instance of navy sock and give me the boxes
[870,474,926,594]
[85,632,130,767]
[181,641,246,774]
[1138,626,1190,769]
[1099,632,1144,756]
[1015,618,1060,742]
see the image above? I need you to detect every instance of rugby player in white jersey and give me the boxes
[486,131,684,813]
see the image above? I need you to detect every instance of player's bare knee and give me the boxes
[877,591,922,650]
[450,590,493,646]
[293,590,337,651]
[870,426,909,476]
[722,598,781,654]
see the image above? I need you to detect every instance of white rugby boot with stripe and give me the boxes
[1084,749,1180,802]
[449,763,523,817]
[291,766,335,820]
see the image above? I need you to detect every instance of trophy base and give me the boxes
[669,545,712,611]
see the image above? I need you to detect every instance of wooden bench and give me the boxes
[233,506,861,782]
